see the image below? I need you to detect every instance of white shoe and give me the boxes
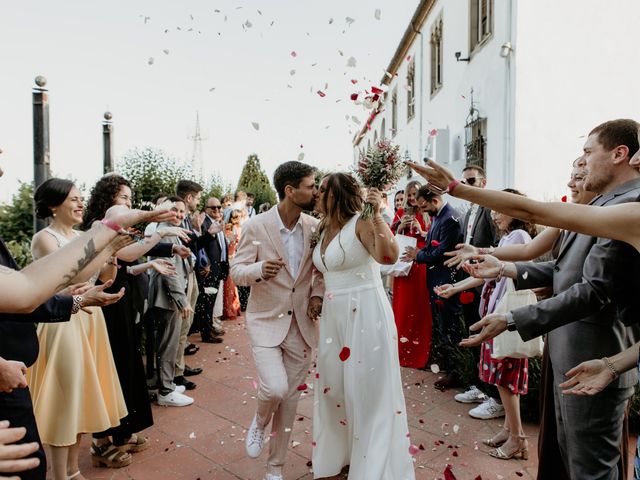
[157,391,194,407]
[175,385,186,394]
[469,398,505,419]
[454,385,488,404]
[263,474,283,480]
[245,415,265,458]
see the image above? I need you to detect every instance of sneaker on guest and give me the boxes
[157,391,194,407]
[469,397,505,419]
[454,385,488,404]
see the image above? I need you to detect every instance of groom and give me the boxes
[231,161,324,480]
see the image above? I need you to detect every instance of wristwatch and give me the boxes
[505,312,517,332]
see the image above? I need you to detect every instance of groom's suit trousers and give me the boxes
[252,317,312,468]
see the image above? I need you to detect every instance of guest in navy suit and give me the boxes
[402,186,465,389]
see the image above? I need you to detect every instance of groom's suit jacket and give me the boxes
[231,206,324,348]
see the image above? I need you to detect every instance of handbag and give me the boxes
[380,234,418,277]
[491,279,544,359]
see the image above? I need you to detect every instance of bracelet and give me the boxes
[71,295,84,314]
[447,179,461,194]
[496,261,506,282]
[602,357,620,379]
[101,219,123,233]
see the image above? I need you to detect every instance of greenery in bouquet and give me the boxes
[356,140,404,219]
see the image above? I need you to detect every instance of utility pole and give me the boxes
[32,75,50,233]
[103,111,114,174]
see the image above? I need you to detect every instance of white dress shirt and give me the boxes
[206,214,227,262]
[275,208,304,279]
[465,203,479,244]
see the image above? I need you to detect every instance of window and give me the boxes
[464,117,487,170]
[430,17,443,95]
[391,88,398,137]
[381,118,386,140]
[407,58,416,121]
[470,0,493,52]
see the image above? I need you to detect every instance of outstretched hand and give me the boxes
[404,160,456,193]
[459,313,508,348]
[444,243,479,269]
[104,205,176,229]
[559,359,615,396]
[462,254,502,279]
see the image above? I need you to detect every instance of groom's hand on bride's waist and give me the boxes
[307,296,323,321]
[261,258,286,280]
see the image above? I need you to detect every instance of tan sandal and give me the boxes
[482,428,509,447]
[90,442,133,468]
[120,434,149,453]
[489,434,528,460]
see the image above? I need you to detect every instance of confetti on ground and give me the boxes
[408,444,419,456]
[430,364,440,374]
[189,432,196,439]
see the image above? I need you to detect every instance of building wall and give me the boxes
[513,0,640,200]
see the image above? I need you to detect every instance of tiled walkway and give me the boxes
[76,316,546,479]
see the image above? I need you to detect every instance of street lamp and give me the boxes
[103,111,114,174]
[32,75,50,233]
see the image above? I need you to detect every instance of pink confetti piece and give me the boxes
[408,444,419,456]
[339,346,351,361]
[291,51,297,57]
[317,90,326,97]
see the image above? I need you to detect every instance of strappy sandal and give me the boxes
[489,434,529,460]
[482,428,509,447]
[67,471,81,480]
[120,433,149,453]
[90,442,133,468]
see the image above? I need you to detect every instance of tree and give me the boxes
[0,181,34,244]
[201,174,233,207]
[236,154,277,208]
[117,147,194,207]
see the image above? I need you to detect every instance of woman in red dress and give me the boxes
[222,210,242,319]
[391,180,433,368]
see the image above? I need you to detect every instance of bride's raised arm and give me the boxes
[406,160,640,252]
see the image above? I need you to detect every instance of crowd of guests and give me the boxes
[2,118,640,480]
[0,151,267,479]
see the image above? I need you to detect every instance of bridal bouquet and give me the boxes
[356,139,403,219]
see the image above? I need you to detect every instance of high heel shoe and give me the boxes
[489,434,528,460]
[482,428,509,447]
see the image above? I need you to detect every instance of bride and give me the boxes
[311,173,415,480]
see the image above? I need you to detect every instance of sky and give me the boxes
[0,0,421,200]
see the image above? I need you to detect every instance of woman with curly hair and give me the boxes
[81,174,185,467]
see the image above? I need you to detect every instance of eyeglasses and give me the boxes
[461,176,483,186]
[206,205,222,210]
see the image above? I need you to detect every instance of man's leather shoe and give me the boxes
[174,375,196,390]
[183,366,203,377]
[433,373,460,391]
[184,343,199,356]
[213,327,226,336]
[201,334,223,344]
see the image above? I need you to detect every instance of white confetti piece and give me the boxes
[298,152,305,161]
[251,122,260,131]
[430,364,440,374]
[252,241,261,245]
[325,337,333,344]
[284,427,292,432]
[203,287,218,294]
[162,49,170,55]
[522,271,529,280]
[346,56,357,67]
[328,18,334,24]
[209,87,216,92]
[278,313,284,319]
[189,432,196,439]
[373,345,381,351]
[374,9,382,20]
[399,337,409,343]
[290,69,296,76]
[345,16,355,25]
[453,424,460,434]
[244,20,252,28]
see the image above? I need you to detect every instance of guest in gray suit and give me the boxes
[148,196,195,408]
[461,119,640,479]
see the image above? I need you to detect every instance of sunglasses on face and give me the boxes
[461,176,483,186]
[206,205,222,210]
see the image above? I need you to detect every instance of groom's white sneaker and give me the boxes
[245,415,266,458]
[263,474,283,480]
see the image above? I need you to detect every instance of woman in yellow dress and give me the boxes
[28,178,129,480]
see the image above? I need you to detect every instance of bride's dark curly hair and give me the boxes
[81,174,132,231]
[316,173,363,262]
[498,188,538,239]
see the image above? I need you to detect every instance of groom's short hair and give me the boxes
[273,161,316,200]
[416,185,440,202]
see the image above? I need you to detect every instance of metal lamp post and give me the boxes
[103,111,113,174]
[32,75,50,232]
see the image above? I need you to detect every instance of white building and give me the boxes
[353,0,640,202]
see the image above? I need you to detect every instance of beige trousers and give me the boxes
[175,271,199,377]
[252,318,312,470]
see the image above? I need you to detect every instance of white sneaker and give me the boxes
[469,398,505,419]
[175,385,186,394]
[263,474,283,480]
[454,386,488,404]
[245,415,265,458]
[157,391,194,407]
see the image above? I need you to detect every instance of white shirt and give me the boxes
[275,208,304,279]
[465,203,479,244]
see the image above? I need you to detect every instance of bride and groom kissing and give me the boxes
[230,161,415,480]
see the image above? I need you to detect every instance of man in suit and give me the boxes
[193,196,228,345]
[148,197,195,407]
[464,119,640,479]
[231,161,324,480]
[246,192,256,219]
[402,186,464,390]
[457,165,503,418]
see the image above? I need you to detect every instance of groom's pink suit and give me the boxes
[231,206,324,471]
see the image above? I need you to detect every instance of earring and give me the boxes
[52,212,57,217]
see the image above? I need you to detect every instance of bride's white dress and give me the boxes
[311,214,415,480]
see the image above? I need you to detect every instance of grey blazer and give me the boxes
[462,205,500,248]
[148,225,192,311]
[512,177,640,389]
